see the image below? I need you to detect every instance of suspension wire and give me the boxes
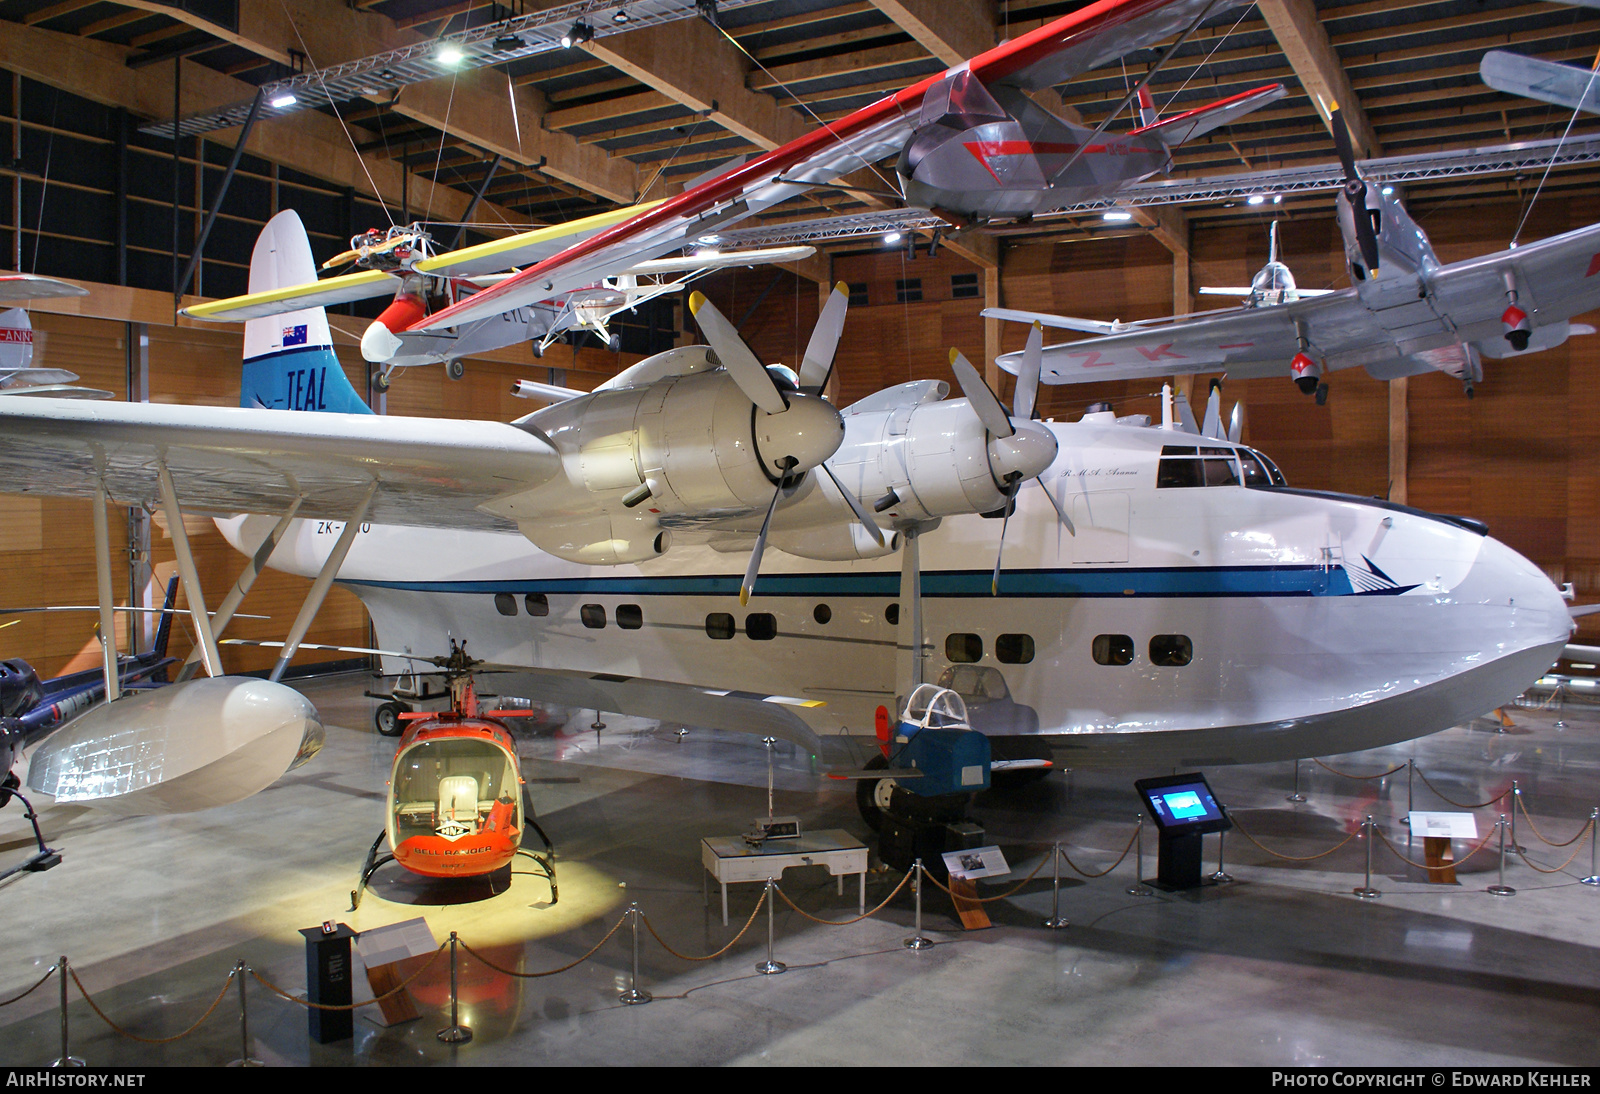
[28,87,59,274]
[423,72,459,227]
[637,116,707,202]
[1156,3,1254,116]
[277,0,393,227]
[1511,44,1600,247]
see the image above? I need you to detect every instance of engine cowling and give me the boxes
[1291,352,1321,394]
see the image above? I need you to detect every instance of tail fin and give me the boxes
[241,210,373,415]
[152,575,179,660]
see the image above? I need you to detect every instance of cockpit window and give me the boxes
[1158,444,1241,489]
[1240,447,1287,487]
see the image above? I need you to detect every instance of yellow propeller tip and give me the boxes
[948,347,960,365]
[1033,320,1043,331]
[739,589,751,606]
[688,291,707,315]
[834,280,849,295]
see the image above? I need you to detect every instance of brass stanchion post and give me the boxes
[1287,758,1306,803]
[1128,814,1151,896]
[756,879,786,974]
[1401,758,1413,827]
[1043,843,1068,929]
[1582,808,1599,887]
[228,961,262,1067]
[1488,815,1516,896]
[903,860,933,950]
[51,957,82,1068]
[437,932,473,1043]
[1510,781,1526,853]
[1353,815,1381,899]
[620,904,651,1003]
[1210,809,1234,884]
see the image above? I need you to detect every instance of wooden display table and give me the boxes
[702,829,869,926]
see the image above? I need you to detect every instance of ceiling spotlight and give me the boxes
[1271,194,1282,204]
[269,93,297,109]
[562,21,594,47]
[1381,185,1394,195]
[613,8,631,23]
[1246,194,1265,206]
[883,231,902,245]
[698,247,721,258]
[437,45,464,66]
[493,34,525,51]
[698,235,720,245]
[1102,210,1132,221]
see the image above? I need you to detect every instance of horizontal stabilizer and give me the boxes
[183,269,396,322]
[1130,83,1287,146]
[0,275,88,303]
[1481,50,1600,114]
[982,306,1131,335]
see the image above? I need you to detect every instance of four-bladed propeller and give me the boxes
[1331,107,1381,275]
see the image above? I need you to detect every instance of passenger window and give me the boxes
[996,634,1034,664]
[1150,634,1193,667]
[885,603,900,626]
[616,604,643,630]
[813,604,832,625]
[706,613,735,640]
[1093,634,1134,666]
[525,592,550,617]
[946,633,983,663]
[494,593,517,617]
[746,613,777,641]
[580,604,606,629]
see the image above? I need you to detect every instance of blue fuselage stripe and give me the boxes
[342,565,1399,599]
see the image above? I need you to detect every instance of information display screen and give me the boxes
[1135,772,1231,835]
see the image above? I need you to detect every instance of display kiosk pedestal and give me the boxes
[1153,830,1205,891]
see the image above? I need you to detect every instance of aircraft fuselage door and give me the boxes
[1069,491,1130,563]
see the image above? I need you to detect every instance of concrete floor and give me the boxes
[0,673,1596,1067]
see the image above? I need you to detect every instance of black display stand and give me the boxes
[300,924,357,1044]
[1134,772,1230,893]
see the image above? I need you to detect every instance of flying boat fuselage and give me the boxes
[220,414,1568,769]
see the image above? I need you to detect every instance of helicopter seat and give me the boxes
[436,775,480,839]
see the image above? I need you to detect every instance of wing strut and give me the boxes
[268,482,378,683]
[91,482,119,702]
[175,496,304,683]
[157,461,224,678]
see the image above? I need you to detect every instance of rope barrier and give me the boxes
[774,871,912,926]
[1515,795,1595,848]
[1229,814,1360,862]
[642,889,766,963]
[1313,758,1407,780]
[918,849,1056,902]
[1412,766,1510,811]
[1373,825,1497,871]
[0,965,55,1008]
[1514,830,1596,875]
[69,965,234,1045]
[252,941,448,1011]
[1060,827,1140,878]
[459,913,629,979]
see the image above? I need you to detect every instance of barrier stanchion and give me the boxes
[1287,758,1307,803]
[228,960,261,1068]
[1127,814,1152,897]
[619,904,651,1004]
[1210,812,1234,884]
[1510,781,1527,853]
[1042,843,1068,929]
[755,879,785,975]
[1488,815,1516,897]
[903,861,933,950]
[51,956,81,1068]
[437,932,472,1044]
[1584,808,1600,887]
[1353,816,1381,900]
[1401,759,1414,827]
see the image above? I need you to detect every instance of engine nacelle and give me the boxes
[26,677,324,815]
[771,522,901,562]
[1290,352,1322,394]
[521,516,671,566]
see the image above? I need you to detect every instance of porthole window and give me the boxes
[524,593,549,617]
[706,613,735,640]
[996,634,1035,664]
[885,603,900,626]
[1149,634,1193,667]
[617,604,643,630]
[945,633,983,663]
[746,613,777,641]
[494,593,518,617]
[1093,634,1134,666]
[813,604,832,625]
[580,604,607,629]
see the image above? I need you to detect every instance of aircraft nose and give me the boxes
[753,393,845,477]
[1473,536,1573,649]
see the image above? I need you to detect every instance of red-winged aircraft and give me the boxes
[181,0,1282,380]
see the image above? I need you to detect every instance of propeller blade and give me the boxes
[800,281,850,394]
[1014,321,1043,420]
[1036,474,1074,533]
[741,484,784,606]
[949,349,1015,439]
[1330,109,1381,272]
[688,291,788,414]
[820,461,886,547]
[991,502,1011,596]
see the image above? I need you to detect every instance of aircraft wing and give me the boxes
[413,0,1247,335]
[0,397,559,531]
[1480,50,1600,114]
[0,275,89,303]
[182,269,398,322]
